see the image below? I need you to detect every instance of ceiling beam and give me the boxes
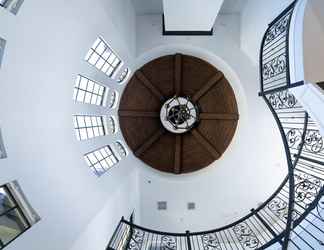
[200,113,239,120]
[135,128,165,157]
[191,129,221,159]
[136,71,165,101]
[119,110,160,118]
[192,72,223,101]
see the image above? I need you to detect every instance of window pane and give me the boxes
[77,116,85,127]
[88,53,99,65]
[76,90,85,102]
[79,77,88,90]
[79,128,87,140]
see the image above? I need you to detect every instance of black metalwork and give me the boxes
[106,1,324,249]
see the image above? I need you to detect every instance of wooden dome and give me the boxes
[118,54,239,174]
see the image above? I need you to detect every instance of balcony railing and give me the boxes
[106,1,324,249]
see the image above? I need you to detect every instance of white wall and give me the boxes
[133,13,287,232]
[163,0,224,31]
[303,0,324,83]
[0,0,138,250]
[241,0,295,65]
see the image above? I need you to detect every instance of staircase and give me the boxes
[106,1,324,249]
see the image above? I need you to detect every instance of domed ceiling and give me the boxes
[119,54,239,174]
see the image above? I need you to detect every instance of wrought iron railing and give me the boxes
[106,1,324,249]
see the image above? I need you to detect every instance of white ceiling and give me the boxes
[131,0,246,15]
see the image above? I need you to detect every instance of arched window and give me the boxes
[107,116,118,134]
[117,68,130,84]
[108,90,119,109]
[115,141,128,158]
[85,37,122,78]
[84,145,119,177]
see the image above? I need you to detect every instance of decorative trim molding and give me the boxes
[162,15,213,36]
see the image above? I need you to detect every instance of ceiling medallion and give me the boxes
[160,96,199,134]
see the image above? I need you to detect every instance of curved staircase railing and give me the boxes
[106,1,324,249]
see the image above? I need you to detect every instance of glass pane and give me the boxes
[84,116,92,127]
[102,50,111,60]
[98,86,105,95]
[106,158,113,167]
[84,92,92,104]
[101,160,109,170]
[101,63,110,73]
[0,209,28,246]
[96,58,105,70]
[79,128,87,140]
[88,53,99,65]
[87,80,94,92]
[86,128,94,139]
[87,153,97,165]
[76,116,85,128]
[96,96,102,106]
[94,151,103,161]
[79,77,88,90]
[93,84,100,94]
[93,127,100,137]
[92,38,101,49]
[96,42,106,55]
[108,54,116,64]
[76,90,85,103]
[106,67,114,77]
[0,187,15,215]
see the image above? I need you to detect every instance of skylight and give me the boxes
[85,37,122,78]
[84,145,119,177]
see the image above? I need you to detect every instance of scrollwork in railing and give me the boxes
[201,233,221,250]
[304,130,324,153]
[268,197,289,220]
[265,13,291,45]
[233,222,260,249]
[262,54,287,81]
[286,129,303,149]
[128,229,145,250]
[294,173,321,206]
[161,235,177,250]
[268,90,298,109]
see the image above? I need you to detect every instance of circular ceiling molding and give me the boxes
[118,54,239,174]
